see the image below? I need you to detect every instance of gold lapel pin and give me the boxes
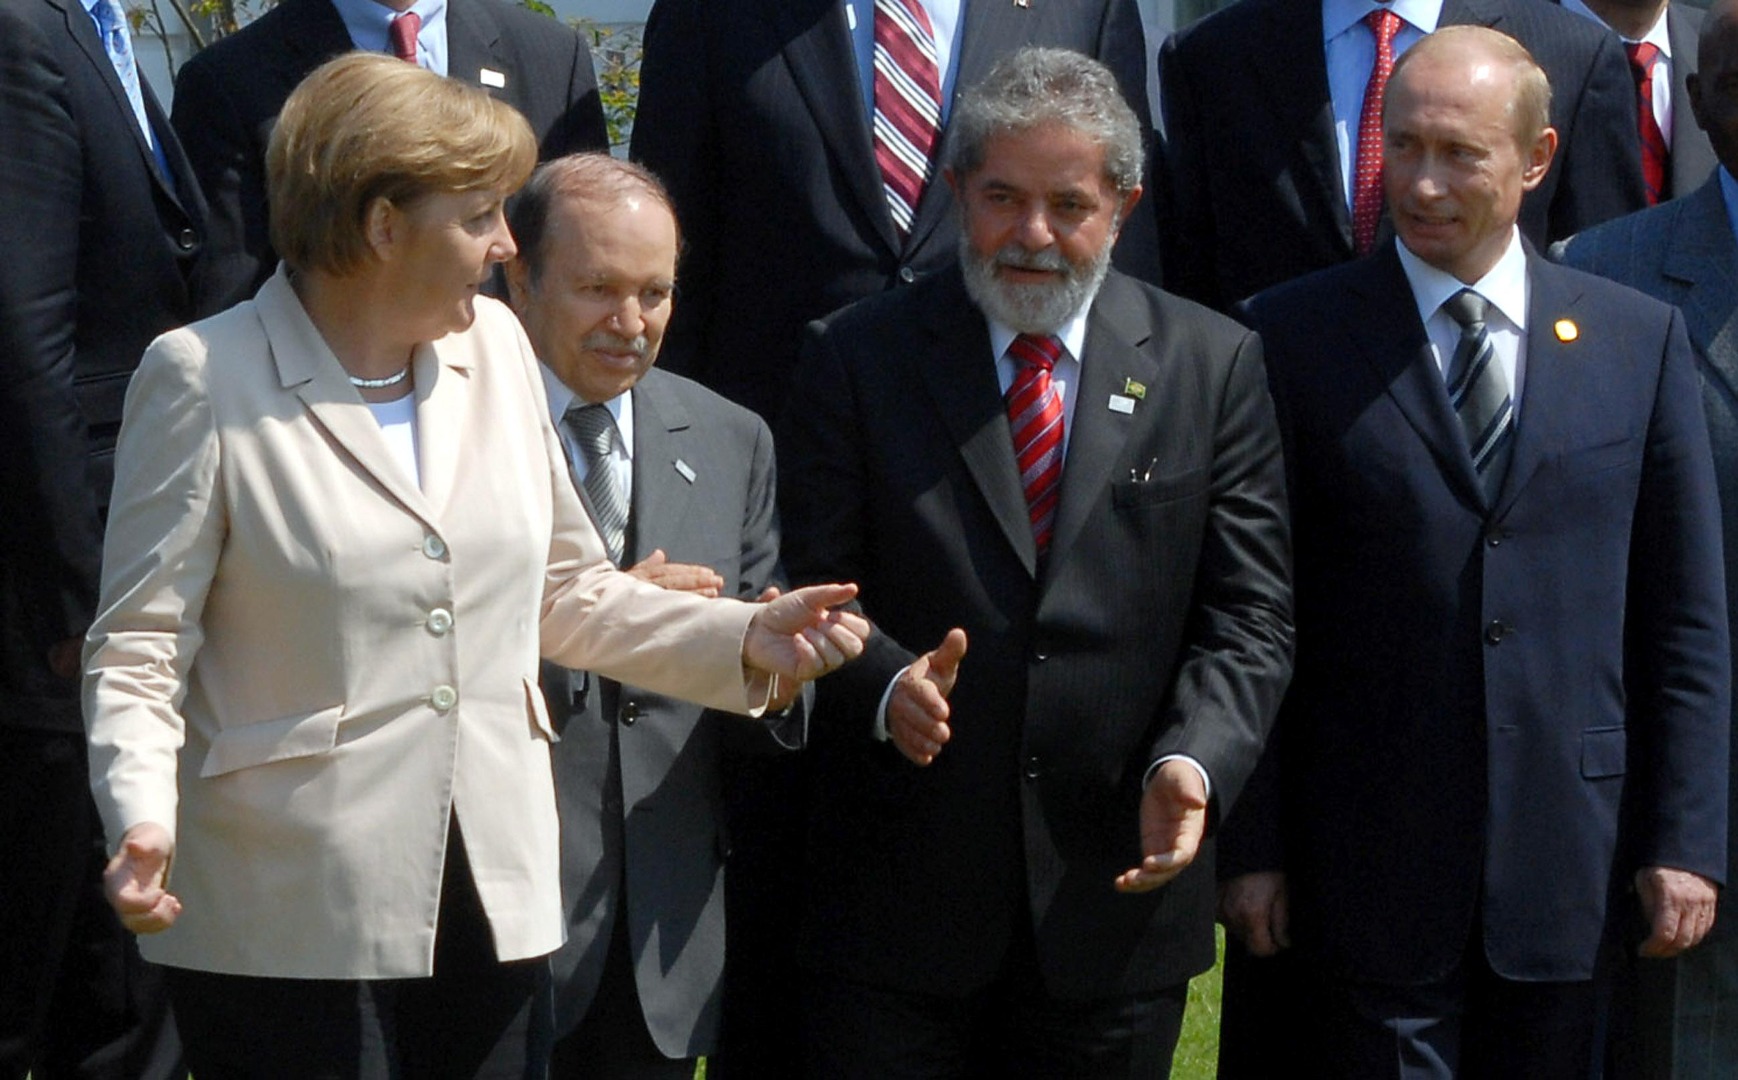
[1554,319,1579,343]
[1122,378,1147,399]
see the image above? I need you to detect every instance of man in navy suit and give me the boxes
[1556,1,1738,1069]
[171,0,607,311]
[0,0,211,1073]
[1161,0,1646,311]
[1228,27,1729,1077]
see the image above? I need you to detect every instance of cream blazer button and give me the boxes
[426,607,454,635]
[430,685,458,711]
[422,535,448,559]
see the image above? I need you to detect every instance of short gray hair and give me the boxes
[948,47,1144,194]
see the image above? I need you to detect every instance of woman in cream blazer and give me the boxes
[82,54,862,1077]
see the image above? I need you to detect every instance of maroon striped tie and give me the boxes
[873,0,942,237]
[388,11,420,63]
[1006,334,1066,555]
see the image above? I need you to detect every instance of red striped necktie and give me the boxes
[1005,334,1066,556]
[873,0,942,238]
[1626,42,1669,206]
[389,11,421,63]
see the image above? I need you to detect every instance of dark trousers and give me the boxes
[549,900,695,1080]
[167,821,552,1080]
[801,924,1186,1080]
[1602,892,1738,1079]
[0,728,182,1080]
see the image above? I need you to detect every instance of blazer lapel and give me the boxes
[55,0,162,185]
[447,0,505,97]
[1663,181,1738,396]
[1351,246,1485,506]
[1046,276,1155,564]
[913,270,1040,577]
[413,336,472,519]
[624,373,696,566]
[777,0,900,254]
[255,271,439,529]
[1247,0,1352,254]
[1494,254,1581,515]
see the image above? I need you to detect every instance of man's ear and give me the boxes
[504,258,532,311]
[1520,127,1558,193]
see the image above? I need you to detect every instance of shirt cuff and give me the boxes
[872,665,913,741]
[1145,754,1211,802]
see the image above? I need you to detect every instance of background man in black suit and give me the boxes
[629,6,1163,1071]
[778,47,1293,1078]
[1558,0,1715,203]
[1160,0,1646,310]
[1229,28,1728,1077]
[1556,3,1738,1068]
[172,0,607,311]
[0,0,212,1073]
[505,153,806,1080]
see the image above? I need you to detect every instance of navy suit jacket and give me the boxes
[171,0,607,311]
[543,369,804,1057]
[0,0,211,732]
[1160,0,1648,310]
[628,0,1162,422]
[778,266,1293,998]
[1235,242,1730,983]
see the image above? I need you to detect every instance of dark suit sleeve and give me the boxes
[533,19,608,157]
[629,0,719,384]
[172,53,271,312]
[1096,0,1163,286]
[0,11,105,643]
[1549,31,1648,241]
[1146,329,1294,817]
[777,320,919,735]
[1156,32,1218,309]
[1625,308,1731,882]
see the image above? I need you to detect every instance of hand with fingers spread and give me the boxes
[1218,871,1290,956]
[742,583,870,684]
[103,822,181,934]
[887,629,968,766]
[1636,865,1719,957]
[627,549,725,597]
[1115,759,1209,893]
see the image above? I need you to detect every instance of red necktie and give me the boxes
[389,11,421,64]
[1006,335,1065,555]
[873,0,942,237]
[1626,42,1668,205]
[1352,8,1402,255]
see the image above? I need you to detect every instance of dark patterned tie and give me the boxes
[564,403,628,565]
[1352,8,1402,255]
[1005,334,1066,555]
[1442,290,1513,500]
[389,11,421,63]
[1625,42,1668,206]
[873,0,942,238]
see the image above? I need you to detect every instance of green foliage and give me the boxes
[573,18,643,149]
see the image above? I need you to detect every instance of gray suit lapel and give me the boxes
[626,372,697,566]
[447,0,506,98]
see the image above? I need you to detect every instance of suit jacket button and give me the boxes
[1484,620,1507,645]
[1024,756,1041,780]
[177,228,197,251]
[620,702,639,725]
[897,266,916,284]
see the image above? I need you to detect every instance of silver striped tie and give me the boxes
[1442,289,1513,501]
[564,403,628,565]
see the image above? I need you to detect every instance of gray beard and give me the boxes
[958,234,1112,335]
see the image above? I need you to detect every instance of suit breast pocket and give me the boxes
[1112,466,1210,509]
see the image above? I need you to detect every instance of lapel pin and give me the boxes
[479,67,506,88]
[1554,318,1579,343]
[1015,0,1030,8]
[1122,378,1146,399]
[1108,394,1136,415]
[674,459,697,484]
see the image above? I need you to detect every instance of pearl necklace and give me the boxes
[349,366,410,389]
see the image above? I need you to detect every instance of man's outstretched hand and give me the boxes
[887,629,968,765]
[1115,760,1208,893]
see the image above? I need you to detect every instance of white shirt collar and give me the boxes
[985,302,1092,369]
[541,363,636,460]
[1322,0,1442,42]
[1395,228,1530,333]
[1560,0,1670,49]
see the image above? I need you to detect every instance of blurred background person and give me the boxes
[84,54,865,1080]
[506,152,810,1080]
[172,0,608,312]
[1557,1,1738,1070]
[0,0,212,1072]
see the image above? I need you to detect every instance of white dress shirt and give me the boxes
[542,363,636,507]
[1562,0,1673,148]
[1396,227,1531,419]
[1323,0,1441,210]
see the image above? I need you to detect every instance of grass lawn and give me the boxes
[1171,927,1226,1079]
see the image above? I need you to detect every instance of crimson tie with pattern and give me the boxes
[389,11,421,63]
[873,0,942,237]
[1352,8,1402,255]
[1005,334,1066,555]
[1626,42,1669,206]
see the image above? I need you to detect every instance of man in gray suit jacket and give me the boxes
[506,153,805,1080]
[1557,1,1738,1070]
